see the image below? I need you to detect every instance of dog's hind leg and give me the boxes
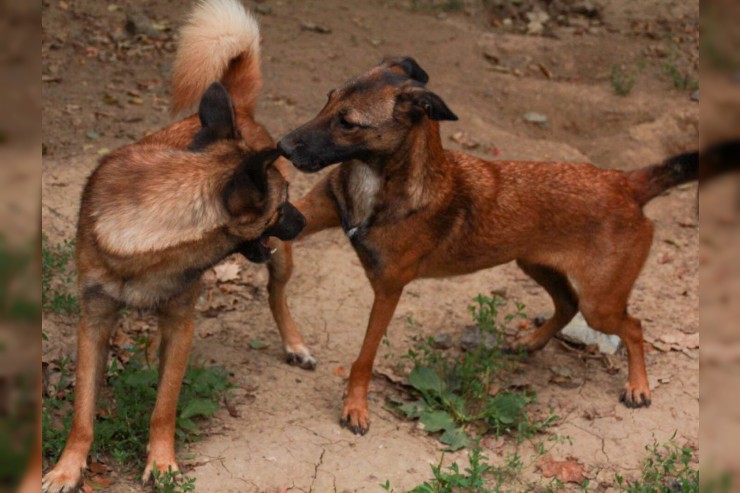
[268,241,317,369]
[511,261,578,352]
[42,291,119,493]
[574,220,654,408]
[267,176,341,370]
[143,283,199,484]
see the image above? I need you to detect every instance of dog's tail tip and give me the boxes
[628,149,699,206]
[171,0,261,115]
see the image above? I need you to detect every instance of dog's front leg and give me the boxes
[341,285,404,435]
[143,284,199,484]
[42,294,119,493]
[267,176,340,370]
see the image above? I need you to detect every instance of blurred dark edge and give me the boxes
[0,0,42,491]
[700,0,740,491]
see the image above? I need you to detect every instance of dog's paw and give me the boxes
[507,331,549,354]
[285,345,317,370]
[142,457,180,485]
[340,400,370,435]
[620,383,651,408]
[42,465,84,493]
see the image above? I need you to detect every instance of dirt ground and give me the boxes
[41,0,699,491]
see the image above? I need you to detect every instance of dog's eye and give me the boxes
[338,116,357,131]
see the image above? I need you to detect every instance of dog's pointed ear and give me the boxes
[189,82,239,151]
[382,56,430,84]
[394,87,458,123]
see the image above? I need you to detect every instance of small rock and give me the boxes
[527,21,544,35]
[690,89,699,102]
[571,1,600,18]
[460,326,497,352]
[433,333,453,350]
[560,313,621,354]
[436,12,447,20]
[300,21,332,34]
[523,111,548,126]
[369,38,383,47]
[533,314,548,327]
[125,8,163,38]
[255,4,272,15]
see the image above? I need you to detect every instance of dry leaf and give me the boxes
[213,262,241,283]
[537,455,588,484]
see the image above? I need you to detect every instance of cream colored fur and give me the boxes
[171,0,261,113]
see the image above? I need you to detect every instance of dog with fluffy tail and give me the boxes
[41,1,310,492]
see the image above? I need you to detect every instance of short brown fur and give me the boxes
[274,56,699,435]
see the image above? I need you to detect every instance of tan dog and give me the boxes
[41,1,307,491]
[273,56,698,435]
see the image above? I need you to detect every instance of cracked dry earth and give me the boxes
[42,0,698,491]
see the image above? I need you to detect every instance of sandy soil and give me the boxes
[42,0,699,491]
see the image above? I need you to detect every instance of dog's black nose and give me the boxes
[276,139,293,160]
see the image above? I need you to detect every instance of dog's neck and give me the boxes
[378,118,447,208]
[342,120,448,237]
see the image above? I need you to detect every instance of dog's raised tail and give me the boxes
[171,0,261,115]
[627,150,698,206]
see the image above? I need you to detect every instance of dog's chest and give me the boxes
[340,162,382,238]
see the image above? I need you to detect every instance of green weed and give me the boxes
[611,65,636,96]
[662,62,699,91]
[41,233,78,314]
[390,295,556,450]
[151,465,197,493]
[43,342,232,488]
[615,437,699,492]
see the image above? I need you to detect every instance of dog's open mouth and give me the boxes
[257,235,278,256]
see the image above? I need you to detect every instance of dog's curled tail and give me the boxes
[171,0,261,115]
[627,150,698,206]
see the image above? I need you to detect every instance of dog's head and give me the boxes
[194,82,305,263]
[277,56,457,172]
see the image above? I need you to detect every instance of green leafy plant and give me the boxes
[43,342,233,476]
[611,64,636,96]
[391,295,556,450]
[41,233,78,314]
[662,62,699,91]
[151,465,197,493]
[615,437,699,492]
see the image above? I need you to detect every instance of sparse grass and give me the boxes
[662,62,699,91]
[43,342,233,488]
[615,437,699,493]
[152,465,197,493]
[389,295,556,451]
[411,0,464,12]
[41,233,78,314]
[610,64,636,96]
[382,441,582,493]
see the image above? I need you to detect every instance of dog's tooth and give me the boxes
[270,248,277,254]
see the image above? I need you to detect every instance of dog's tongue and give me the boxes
[260,236,270,248]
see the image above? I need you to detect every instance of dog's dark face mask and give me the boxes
[277,56,457,173]
[238,201,305,263]
[191,82,306,264]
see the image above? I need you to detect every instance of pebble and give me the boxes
[460,326,497,352]
[433,333,453,350]
[560,313,621,354]
[255,4,272,15]
[690,89,699,102]
[523,111,548,126]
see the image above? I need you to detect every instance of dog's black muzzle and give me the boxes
[238,202,306,264]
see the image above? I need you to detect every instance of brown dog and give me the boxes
[273,56,698,435]
[41,1,307,491]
